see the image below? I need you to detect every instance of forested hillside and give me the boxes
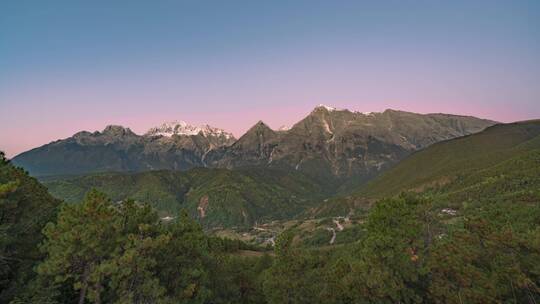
[357,120,540,198]
[42,168,328,228]
[0,152,60,301]
[6,188,540,303]
[2,140,540,303]
[311,121,540,218]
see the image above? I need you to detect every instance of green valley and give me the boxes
[42,167,330,229]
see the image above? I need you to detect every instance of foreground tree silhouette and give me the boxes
[352,195,433,303]
[0,151,59,302]
[37,191,211,303]
[262,231,322,304]
[38,190,120,304]
[102,224,170,303]
[154,209,211,303]
[97,199,171,304]
[319,195,436,304]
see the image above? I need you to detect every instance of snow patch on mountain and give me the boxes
[314,104,378,116]
[317,103,337,112]
[145,121,234,139]
[322,119,333,134]
[316,104,341,112]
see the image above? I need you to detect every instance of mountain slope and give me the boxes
[357,120,540,199]
[13,123,236,176]
[212,106,497,188]
[0,152,60,301]
[307,120,540,219]
[42,167,328,228]
[206,121,280,169]
[12,107,496,189]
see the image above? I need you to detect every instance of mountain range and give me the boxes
[9,105,503,229]
[311,119,540,218]
[358,120,540,198]
[12,105,496,189]
[40,119,540,230]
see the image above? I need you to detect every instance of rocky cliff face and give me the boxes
[12,122,236,176]
[12,106,497,184]
[209,106,497,185]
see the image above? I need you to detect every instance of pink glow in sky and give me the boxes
[1,51,538,158]
[1,1,539,158]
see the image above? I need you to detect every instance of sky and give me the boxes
[1,0,539,157]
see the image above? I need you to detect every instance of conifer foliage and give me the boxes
[1,146,540,303]
[35,192,211,303]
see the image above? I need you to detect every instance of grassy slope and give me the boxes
[293,121,540,250]
[43,167,328,229]
[307,121,540,219]
[356,120,540,199]
[430,145,540,207]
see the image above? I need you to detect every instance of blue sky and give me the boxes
[1,0,539,156]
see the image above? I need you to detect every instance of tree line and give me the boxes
[1,151,539,303]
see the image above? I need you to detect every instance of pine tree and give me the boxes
[351,195,434,303]
[0,151,59,302]
[92,199,170,303]
[428,206,540,303]
[38,190,121,304]
[262,231,322,304]
[155,209,211,303]
[103,225,170,304]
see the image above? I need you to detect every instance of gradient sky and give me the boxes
[1,0,539,157]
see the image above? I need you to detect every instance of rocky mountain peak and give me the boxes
[12,108,498,179]
[313,104,341,112]
[312,104,380,117]
[73,131,93,138]
[145,121,235,140]
[248,120,272,132]
[102,125,135,137]
[235,120,276,144]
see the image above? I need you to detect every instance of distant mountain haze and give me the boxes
[12,106,497,186]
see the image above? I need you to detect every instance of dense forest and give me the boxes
[41,167,329,229]
[2,147,540,303]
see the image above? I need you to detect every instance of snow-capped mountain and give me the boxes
[13,105,497,182]
[315,104,341,112]
[145,121,235,140]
